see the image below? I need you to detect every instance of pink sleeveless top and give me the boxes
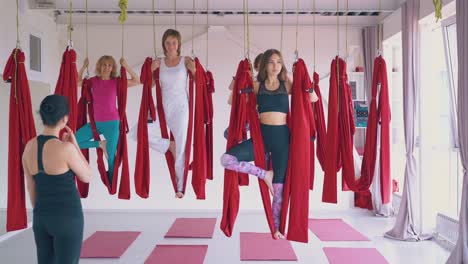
[90,77,120,122]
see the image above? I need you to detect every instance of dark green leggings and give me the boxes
[33,211,84,264]
[226,124,290,183]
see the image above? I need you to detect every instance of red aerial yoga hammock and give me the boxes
[323,57,352,203]
[323,57,385,204]
[134,58,156,198]
[221,59,313,243]
[191,58,209,199]
[135,57,210,199]
[54,47,78,132]
[76,66,131,199]
[221,59,271,237]
[3,48,37,232]
[354,56,391,209]
[205,70,215,180]
[281,58,315,242]
[310,72,327,190]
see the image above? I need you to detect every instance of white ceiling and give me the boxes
[41,0,401,11]
[31,0,402,26]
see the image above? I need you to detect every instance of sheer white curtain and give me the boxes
[384,0,428,241]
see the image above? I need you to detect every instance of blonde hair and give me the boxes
[95,55,118,78]
[162,29,182,56]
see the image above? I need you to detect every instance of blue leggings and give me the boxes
[76,120,120,183]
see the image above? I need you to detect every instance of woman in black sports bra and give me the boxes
[22,95,91,264]
[221,49,319,239]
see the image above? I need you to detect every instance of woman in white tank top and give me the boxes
[130,29,195,199]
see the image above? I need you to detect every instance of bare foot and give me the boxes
[263,170,274,195]
[168,141,176,157]
[274,231,285,240]
[99,140,108,160]
[175,192,184,199]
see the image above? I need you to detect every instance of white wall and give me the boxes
[1,12,364,211]
[0,1,65,211]
[0,1,66,87]
[383,8,402,41]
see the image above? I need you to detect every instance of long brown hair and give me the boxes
[253,53,263,72]
[256,49,287,82]
[162,29,182,56]
[95,55,118,78]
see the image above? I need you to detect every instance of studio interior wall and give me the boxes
[1,10,366,212]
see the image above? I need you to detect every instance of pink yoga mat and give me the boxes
[308,219,369,241]
[240,232,298,261]
[145,245,208,264]
[165,218,217,238]
[323,247,389,264]
[80,231,141,258]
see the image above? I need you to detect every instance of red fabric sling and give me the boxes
[76,78,92,197]
[322,57,341,203]
[221,59,311,243]
[323,57,387,204]
[134,58,156,198]
[113,67,131,199]
[312,72,327,172]
[355,56,391,209]
[191,58,209,199]
[54,47,78,132]
[341,60,356,192]
[221,60,250,237]
[205,70,215,180]
[136,57,208,198]
[76,67,130,199]
[378,57,391,204]
[221,59,274,237]
[4,49,37,231]
[322,57,356,203]
[280,59,314,242]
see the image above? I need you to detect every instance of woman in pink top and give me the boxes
[76,55,139,183]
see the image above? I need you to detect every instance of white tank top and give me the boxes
[159,56,189,110]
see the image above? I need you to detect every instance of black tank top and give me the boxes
[33,135,82,214]
[256,81,289,114]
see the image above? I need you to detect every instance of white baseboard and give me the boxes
[0,222,32,244]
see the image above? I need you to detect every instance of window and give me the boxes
[29,34,41,72]
[441,15,461,216]
[418,16,461,228]
[383,34,406,196]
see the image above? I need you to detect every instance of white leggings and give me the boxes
[130,103,189,192]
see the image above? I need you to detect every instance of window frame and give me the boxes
[441,15,458,149]
[441,14,461,216]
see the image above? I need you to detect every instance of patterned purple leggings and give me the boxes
[220,154,266,179]
[221,154,284,232]
[272,183,284,232]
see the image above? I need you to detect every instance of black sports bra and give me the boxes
[256,81,289,114]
